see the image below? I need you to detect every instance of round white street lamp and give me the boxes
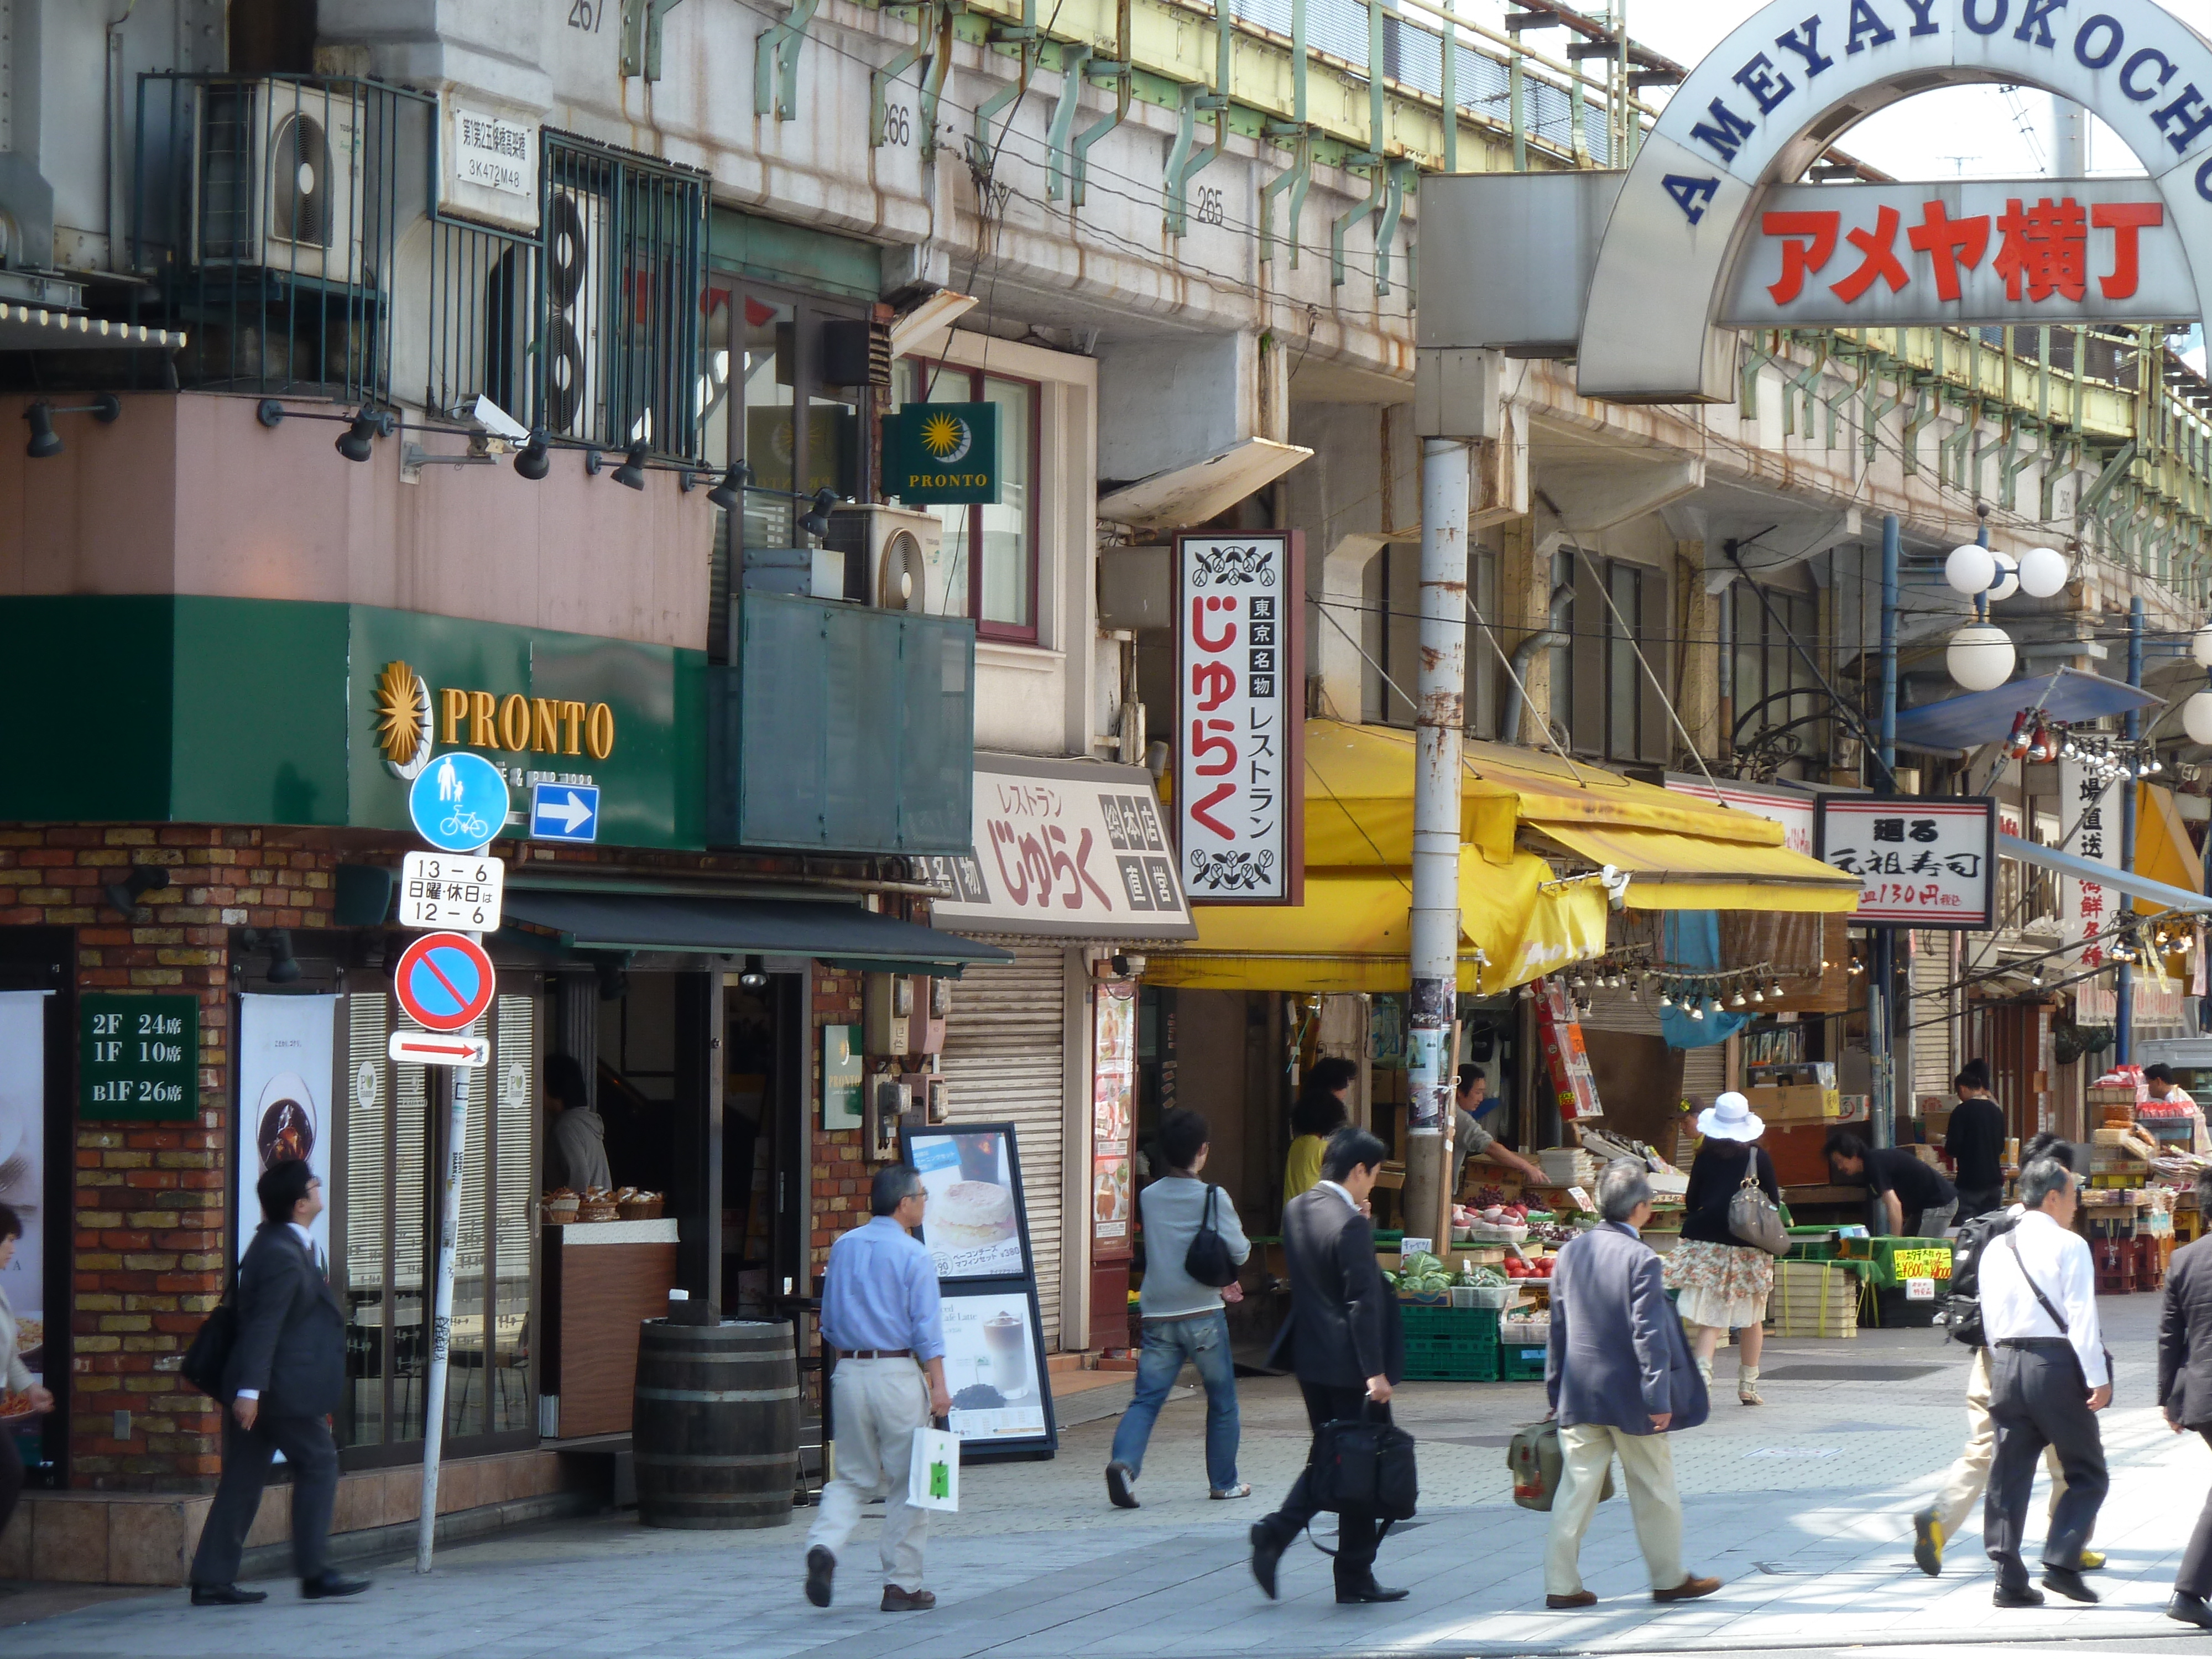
[2185,690,2212,747]
[1944,542,1996,597]
[1986,550,2020,603]
[2193,625,2212,669]
[1947,623,2017,691]
[2017,546,2070,598]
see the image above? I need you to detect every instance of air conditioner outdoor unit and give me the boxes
[825,505,951,614]
[190,79,366,284]
[539,181,612,441]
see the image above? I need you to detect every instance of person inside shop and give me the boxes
[1665,1092,1780,1407]
[1824,1127,1958,1238]
[1284,1056,1359,1206]
[1453,1065,1545,1195]
[545,1052,612,1195]
[2156,1162,2212,1628]
[1945,1062,2009,1225]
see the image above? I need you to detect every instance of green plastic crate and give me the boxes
[1401,1305,1501,1342]
[1399,1305,1500,1381]
[1500,1344,1549,1383]
[1402,1349,1500,1382]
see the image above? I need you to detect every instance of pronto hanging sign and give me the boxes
[1815,797,1998,930]
[1173,532,1305,906]
[886,403,999,505]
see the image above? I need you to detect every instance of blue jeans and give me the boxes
[1108,1307,1240,1490]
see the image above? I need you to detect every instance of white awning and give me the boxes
[1999,832,2212,912]
[1097,436,1313,530]
[0,304,186,352]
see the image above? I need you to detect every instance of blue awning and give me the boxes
[1999,833,2212,912]
[1892,667,2161,751]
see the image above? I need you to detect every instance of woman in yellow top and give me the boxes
[1284,1057,1359,1205]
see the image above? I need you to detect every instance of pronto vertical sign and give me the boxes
[1173,532,1305,906]
[81,993,199,1121]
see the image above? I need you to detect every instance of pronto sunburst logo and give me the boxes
[917,410,972,464]
[375,660,431,768]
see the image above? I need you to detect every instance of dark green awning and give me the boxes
[499,890,1011,975]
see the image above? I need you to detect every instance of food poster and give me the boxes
[1092,985,1135,1256]
[1536,980,1602,1121]
[0,991,50,1422]
[941,1286,1053,1446]
[236,995,338,1266]
[905,1125,1029,1280]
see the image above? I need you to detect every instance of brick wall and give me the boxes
[810,966,865,1273]
[0,825,340,1490]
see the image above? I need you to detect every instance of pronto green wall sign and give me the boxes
[81,993,199,1121]
[886,402,999,505]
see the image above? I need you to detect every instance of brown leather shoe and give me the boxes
[1653,1574,1721,1603]
[881,1586,937,1612]
[1547,1591,1598,1609]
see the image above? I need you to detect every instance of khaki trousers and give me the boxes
[806,1359,931,1592]
[1544,1423,1686,1597]
[1929,1348,2072,1542]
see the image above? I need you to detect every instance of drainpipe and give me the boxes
[1404,438,1470,1255]
[2121,595,2143,1065]
[1871,514,1900,1156]
[1499,582,1573,747]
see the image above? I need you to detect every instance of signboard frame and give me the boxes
[900,1121,1037,1285]
[399,852,505,932]
[80,993,199,1122]
[1091,983,1137,1260]
[1815,796,1998,931]
[1172,530,1306,908]
[884,401,1001,505]
[931,1279,1059,1459]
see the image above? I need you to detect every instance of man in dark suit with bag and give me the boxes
[1542,1158,1720,1609]
[1249,1126,1407,1605]
[2161,1166,2212,1627]
[189,1161,368,1605]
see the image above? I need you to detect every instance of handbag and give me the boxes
[1728,1170,1790,1256]
[180,1267,239,1400]
[1306,1399,1418,1528]
[2002,1232,2116,1400]
[1507,1419,1616,1512]
[1183,1185,1240,1289]
[907,1420,961,1512]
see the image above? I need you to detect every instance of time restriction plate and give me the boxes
[399,851,504,932]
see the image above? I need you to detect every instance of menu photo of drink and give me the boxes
[939,1284,1056,1453]
[903,1124,1033,1282]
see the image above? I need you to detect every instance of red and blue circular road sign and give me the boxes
[393,932,496,1033]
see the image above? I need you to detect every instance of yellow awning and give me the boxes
[1305,721,1522,865]
[1458,737,1785,846]
[2135,784,2204,915]
[1536,822,1865,913]
[1142,855,1609,994]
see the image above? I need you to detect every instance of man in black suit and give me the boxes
[1250,1126,1405,1605]
[2162,1166,2212,1627]
[190,1161,369,1605]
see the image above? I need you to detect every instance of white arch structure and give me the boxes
[1580,0,2212,402]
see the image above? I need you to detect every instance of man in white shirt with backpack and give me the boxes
[1105,1108,1251,1508]
[1977,1154,2110,1608]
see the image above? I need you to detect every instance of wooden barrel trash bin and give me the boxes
[633,1318,800,1529]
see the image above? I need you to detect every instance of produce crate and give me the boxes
[1400,1305,1501,1382]
[1873,1286,1940,1327]
[1499,1344,1550,1382]
[1786,1226,1838,1261]
[1768,1260,1859,1337]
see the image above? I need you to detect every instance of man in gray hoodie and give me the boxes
[546,1052,611,1193]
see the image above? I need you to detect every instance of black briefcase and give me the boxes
[1308,1400,1418,1522]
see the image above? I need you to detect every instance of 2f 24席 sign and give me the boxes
[1174,533,1305,906]
[1815,797,1996,930]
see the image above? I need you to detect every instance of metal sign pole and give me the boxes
[415,1058,469,1572]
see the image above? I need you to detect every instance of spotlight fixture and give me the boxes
[1730,987,1748,1009]
[1571,971,1587,990]
[738,953,769,991]
[264,927,302,985]
[1749,983,1765,1004]
[2031,964,2046,988]
[611,442,650,490]
[22,392,120,459]
[706,460,752,512]
[799,486,839,539]
[514,428,551,481]
[1657,988,1673,1009]
[1688,999,1706,1021]
[104,864,173,918]
[1770,978,1785,999]
[335,407,395,463]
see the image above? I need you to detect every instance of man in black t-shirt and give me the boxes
[1944,1067,2008,1224]
[1825,1128,1959,1237]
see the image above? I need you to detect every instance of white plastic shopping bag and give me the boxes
[908,1423,960,1512]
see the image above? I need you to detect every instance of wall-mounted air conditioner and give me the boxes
[190,80,366,284]
[825,504,951,614]
[539,181,612,441]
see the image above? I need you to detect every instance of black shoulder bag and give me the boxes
[1184,1185,1240,1288]
[180,1263,240,1400]
[2003,1232,2116,1401]
[1306,1399,1419,1548]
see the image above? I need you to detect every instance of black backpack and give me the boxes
[1183,1185,1240,1288]
[1945,1208,2020,1347]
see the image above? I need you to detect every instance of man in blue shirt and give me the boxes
[805,1165,951,1613]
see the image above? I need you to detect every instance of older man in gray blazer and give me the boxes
[1542,1158,1721,1609]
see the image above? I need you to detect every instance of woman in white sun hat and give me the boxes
[1663,1092,1781,1406]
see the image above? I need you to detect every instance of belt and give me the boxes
[844,1348,914,1360]
[1994,1338,2073,1349]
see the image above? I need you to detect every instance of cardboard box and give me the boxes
[1747,1084,1843,1123]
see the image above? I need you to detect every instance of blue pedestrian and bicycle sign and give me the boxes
[409,752,511,854]
[393,932,497,1032]
[530,781,600,843]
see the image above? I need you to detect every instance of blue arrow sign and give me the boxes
[408,753,512,854]
[530,782,600,843]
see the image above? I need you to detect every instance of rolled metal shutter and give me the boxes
[1911,931,1954,1113]
[1679,1042,1726,1107]
[938,945,1069,1346]
[1574,985,1660,1037]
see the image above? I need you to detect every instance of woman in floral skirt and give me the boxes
[1665,1092,1780,1406]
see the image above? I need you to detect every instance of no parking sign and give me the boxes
[393,932,495,1032]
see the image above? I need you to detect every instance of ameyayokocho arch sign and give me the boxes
[1490,0,2212,403]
